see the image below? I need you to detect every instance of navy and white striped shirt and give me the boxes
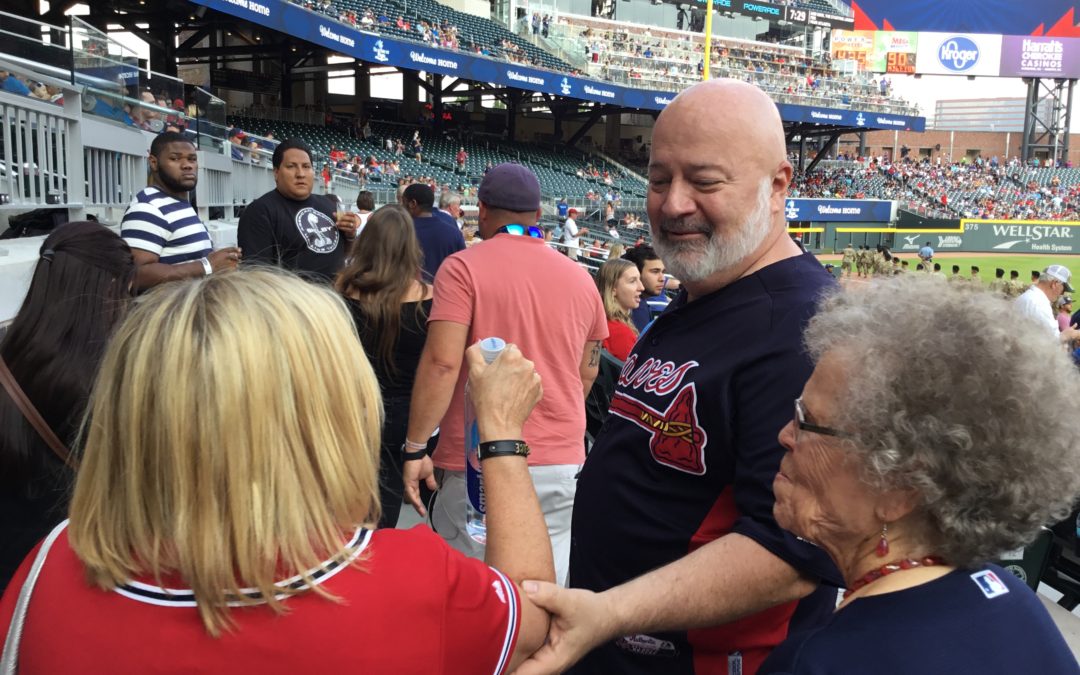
[121,187,212,264]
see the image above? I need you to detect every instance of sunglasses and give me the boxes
[497,224,544,239]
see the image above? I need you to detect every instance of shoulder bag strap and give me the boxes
[0,358,74,469]
[0,520,69,675]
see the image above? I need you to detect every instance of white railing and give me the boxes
[0,92,76,209]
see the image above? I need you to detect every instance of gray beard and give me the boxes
[653,179,775,284]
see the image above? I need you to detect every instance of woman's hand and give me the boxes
[465,342,543,442]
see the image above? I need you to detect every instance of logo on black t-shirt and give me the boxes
[295,207,339,254]
[608,355,707,475]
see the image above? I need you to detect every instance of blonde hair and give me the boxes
[596,258,638,335]
[68,269,382,636]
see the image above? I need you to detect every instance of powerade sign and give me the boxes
[784,199,894,223]
[739,1,784,19]
[916,33,1001,76]
[188,0,925,130]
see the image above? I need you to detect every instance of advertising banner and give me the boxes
[830,30,875,69]
[735,1,785,21]
[1000,36,1080,78]
[784,199,895,223]
[187,0,926,131]
[916,32,1002,76]
[870,31,918,74]
[900,220,1080,253]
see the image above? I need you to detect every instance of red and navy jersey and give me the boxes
[1,524,519,674]
[570,252,842,675]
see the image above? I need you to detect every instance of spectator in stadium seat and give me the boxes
[438,190,464,230]
[1014,264,1080,344]
[402,183,465,281]
[121,132,240,291]
[0,269,555,672]
[0,222,134,592]
[622,244,671,332]
[595,258,643,361]
[355,190,375,234]
[238,138,358,283]
[335,205,433,529]
[0,69,30,96]
[402,163,607,587]
[513,79,840,675]
[228,127,246,160]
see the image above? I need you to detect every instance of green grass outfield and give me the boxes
[816,253,1080,288]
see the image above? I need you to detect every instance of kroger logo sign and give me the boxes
[938,36,979,72]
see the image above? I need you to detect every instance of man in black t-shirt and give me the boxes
[238,138,359,282]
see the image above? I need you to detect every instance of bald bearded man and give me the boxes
[515,80,841,675]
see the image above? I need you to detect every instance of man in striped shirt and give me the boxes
[121,132,240,290]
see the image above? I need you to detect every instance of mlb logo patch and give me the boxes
[971,570,1010,599]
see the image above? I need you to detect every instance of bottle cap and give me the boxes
[478,337,506,364]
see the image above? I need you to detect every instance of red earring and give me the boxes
[876,523,889,557]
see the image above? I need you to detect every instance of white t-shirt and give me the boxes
[1014,285,1058,337]
[563,217,579,249]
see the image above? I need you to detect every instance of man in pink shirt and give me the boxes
[403,163,608,585]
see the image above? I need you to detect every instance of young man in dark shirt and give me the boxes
[402,183,465,282]
[238,138,359,282]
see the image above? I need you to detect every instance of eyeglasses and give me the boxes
[794,397,851,441]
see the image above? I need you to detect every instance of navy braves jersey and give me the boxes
[570,252,842,675]
[761,565,1080,674]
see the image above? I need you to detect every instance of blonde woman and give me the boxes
[0,269,553,673]
[595,258,643,360]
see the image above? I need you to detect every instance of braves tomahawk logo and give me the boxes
[609,355,707,475]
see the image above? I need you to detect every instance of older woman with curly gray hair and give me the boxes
[763,275,1080,674]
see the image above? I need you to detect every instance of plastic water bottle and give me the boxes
[465,337,507,545]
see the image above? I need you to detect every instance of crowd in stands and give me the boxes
[788,156,1080,221]
[1,67,193,134]
[291,0,575,72]
[557,17,915,115]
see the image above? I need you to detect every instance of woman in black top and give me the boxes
[336,204,432,528]
[0,222,135,591]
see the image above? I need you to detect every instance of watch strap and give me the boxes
[401,445,427,462]
[478,440,530,461]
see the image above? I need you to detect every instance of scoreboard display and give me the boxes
[884,50,916,74]
[871,32,919,73]
[831,30,919,74]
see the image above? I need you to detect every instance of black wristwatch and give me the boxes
[401,444,427,462]
[477,440,530,461]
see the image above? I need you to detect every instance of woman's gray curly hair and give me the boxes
[804,274,1080,567]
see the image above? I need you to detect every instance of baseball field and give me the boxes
[817,252,1080,288]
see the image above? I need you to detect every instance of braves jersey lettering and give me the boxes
[618,355,700,395]
[609,384,708,475]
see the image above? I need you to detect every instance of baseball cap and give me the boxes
[1043,264,1074,292]
[477,163,541,212]
[228,127,246,139]
[568,208,578,216]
